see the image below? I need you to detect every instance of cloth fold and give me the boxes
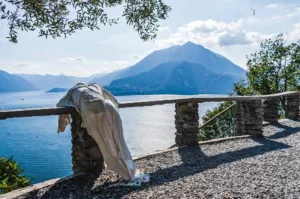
[57,82,136,181]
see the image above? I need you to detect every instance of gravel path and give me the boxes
[17,119,300,199]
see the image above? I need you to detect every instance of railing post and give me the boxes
[175,102,199,146]
[286,93,300,120]
[240,100,264,136]
[263,98,279,123]
[236,101,245,135]
[71,112,104,174]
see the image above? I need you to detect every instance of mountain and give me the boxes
[106,61,241,95]
[89,69,125,86]
[0,70,36,92]
[46,88,68,93]
[93,42,246,85]
[18,74,90,90]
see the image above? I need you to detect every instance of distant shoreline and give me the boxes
[46,88,68,93]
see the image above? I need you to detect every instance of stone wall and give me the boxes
[235,101,245,136]
[236,100,264,136]
[263,98,279,123]
[71,112,104,174]
[286,94,300,120]
[175,102,199,146]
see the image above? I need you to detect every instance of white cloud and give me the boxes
[266,4,278,9]
[131,53,142,60]
[287,7,300,18]
[12,62,30,68]
[286,23,300,43]
[158,26,171,32]
[113,61,129,65]
[57,57,86,63]
[158,19,272,47]
[287,13,297,18]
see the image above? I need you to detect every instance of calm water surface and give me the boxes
[0,91,220,183]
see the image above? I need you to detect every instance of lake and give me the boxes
[0,91,220,184]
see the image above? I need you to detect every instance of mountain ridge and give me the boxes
[92,41,245,85]
[106,61,242,95]
[0,70,37,92]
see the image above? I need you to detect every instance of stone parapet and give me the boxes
[286,94,300,120]
[236,100,263,136]
[71,112,104,174]
[175,102,199,146]
[263,98,279,123]
[236,101,245,135]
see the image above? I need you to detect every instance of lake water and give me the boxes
[0,91,220,184]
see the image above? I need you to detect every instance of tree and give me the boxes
[200,34,300,141]
[235,34,300,110]
[199,101,236,141]
[0,157,31,194]
[241,34,300,95]
[0,0,171,43]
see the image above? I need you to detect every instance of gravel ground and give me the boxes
[16,119,300,199]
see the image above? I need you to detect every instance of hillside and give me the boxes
[93,41,246,85]
[89,69,125,86]
[46,88,68,93]
[18,74,90,90]
[107,61,241,95]
[0,70,36,92]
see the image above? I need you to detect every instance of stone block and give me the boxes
[71,112,104,174]
[236,100,264,136]
[286,94,300,120]
[175,102,199,146]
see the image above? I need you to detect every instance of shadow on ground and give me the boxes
[266,122,300,140]
[23,123,299,199]
[92,136,290,198]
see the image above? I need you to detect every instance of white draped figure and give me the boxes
[57,82,136,181]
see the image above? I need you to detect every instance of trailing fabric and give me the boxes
[56,82,136,181]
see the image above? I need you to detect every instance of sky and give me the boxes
[0,0,300,77]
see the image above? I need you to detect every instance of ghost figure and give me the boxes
[56,82,136,181]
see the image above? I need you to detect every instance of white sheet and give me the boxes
[56,83,136,181]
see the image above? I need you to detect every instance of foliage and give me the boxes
[234,34,300,96]
[246,34,300,94]
[234,34,300,113]
[0,0,171,43]
[199,101,236,141]
[200,34,300,141]
[0,157,31,194]
[233,80,255,96]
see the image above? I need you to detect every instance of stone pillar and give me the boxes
[71,112,104,174]
[175,102,199,146]
[263,98,279,123]
[240,100,264,136]
[286,93,300,120]
[235,101,245,136]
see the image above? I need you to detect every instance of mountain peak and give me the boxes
[181,41,206,50]
[184,41,196,45]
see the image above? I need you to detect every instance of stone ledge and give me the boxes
[0,173,85,199]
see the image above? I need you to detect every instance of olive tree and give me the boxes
[0,0,171,43]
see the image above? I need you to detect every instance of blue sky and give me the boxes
[0,0,300,77]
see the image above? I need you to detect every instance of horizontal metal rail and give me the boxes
[199,103,236,130]
[0,91,298,120]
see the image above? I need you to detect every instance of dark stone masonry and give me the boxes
[236,100,264,136]
[263,98,279,123]
[71,112,104,174]
[286,94,300,120]
[235,101,245,136]
[175,102,199,146]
